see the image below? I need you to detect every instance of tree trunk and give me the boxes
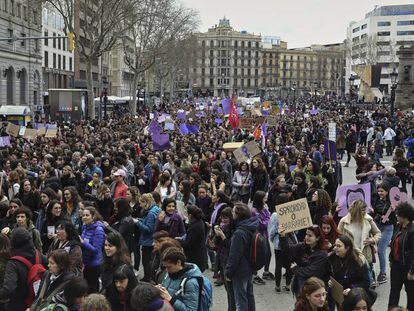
[130,73,138,115]
[169,70,174,102]
[86,59,95,119]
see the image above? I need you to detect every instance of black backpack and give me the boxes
[239,227,268,271]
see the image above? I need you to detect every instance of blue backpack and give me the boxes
[176,275,212,311]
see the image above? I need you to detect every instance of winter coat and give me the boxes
[225,217,259,280]
[337,213,381,264]
[180,219,207,272]
[161,263,202,311]
[31,270,74,311]
[96,197,114,222]
[81,221,105,267]
[16,191,40,214]
[47,239,83,276]
[231,171,252,196]
[40,215,69,254]
[155,212,185,238]
[11,222,42,252]
[373,197,396,226]
[111,215,135,251]
[250,170,268,198]
[389,222,414,272]
[251,207,270,238]
[136,205,162,247]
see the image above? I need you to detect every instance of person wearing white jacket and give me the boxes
[383,126,396,156]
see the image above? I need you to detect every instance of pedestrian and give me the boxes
[293,277,329,311]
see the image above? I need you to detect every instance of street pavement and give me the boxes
[207,155,411,311]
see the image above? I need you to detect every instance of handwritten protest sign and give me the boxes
[0,136,11,147]
[23,128,38,139]
[45,128,58,138]
[6,123,20,137]
[37,127,46,136]
[223,142,243,152]
[233,141,261,163]
[239,118,253,129]
[337,183,371,217]
[276,198,312,234]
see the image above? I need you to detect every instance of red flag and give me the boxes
[228,96,239,129]
[253,125,261,140]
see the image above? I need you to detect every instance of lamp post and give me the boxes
[313,82,318,102]
[221,73,225,98]
[390,68,398,116]
[293,82,296,102]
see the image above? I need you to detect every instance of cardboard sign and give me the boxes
[330,277,344,305]
[45,128,58,138]
[239,118,254,129]
[329,122,336,141]
[267,115,278,127]
[37,127,46,136]
[23,128,38,139]
[5,123,19,137]
[276,198,313,234]
[233,141,261,163]
[337,183,372,217]
[253,109,262,117]
[390,187,408,208]
[223,142,244,151]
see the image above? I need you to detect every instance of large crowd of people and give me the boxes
[0,96,413,311]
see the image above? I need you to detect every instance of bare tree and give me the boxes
[122,0,198,113]
[42,0,141,119]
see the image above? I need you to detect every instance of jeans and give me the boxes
[232,276,255,311]
[377,223,394,275]
[141,245,153,281]
[388,261,414,310]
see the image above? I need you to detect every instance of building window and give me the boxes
[378,21,391,27]
[210,40,214,47]
[10,0,14,15]
[69,57,72,71]
[201,40,205,47]
[16,2,20,17]
[44,31,48,46]
[3,0,7,12]
[23,6,27,20]
[44,51,49,67]
[53,53,56,68]
[62,36,66,51]
[352,27,360,33]
[58,35,61,49]
[20,33,25,46]
[53,32,56,48]
[397,20,414,26]
[63,56,66,70]
[7,28,13,43]
[58,55,61,69]
[361,33,367,39]
[361,24,367,29]
[377,31,390,36]
[397,31,414,36]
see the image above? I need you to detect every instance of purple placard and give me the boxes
[337,183,372,217]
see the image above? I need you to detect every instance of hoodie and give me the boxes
[225,216,259,279]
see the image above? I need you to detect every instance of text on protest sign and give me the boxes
[276,198,313,234]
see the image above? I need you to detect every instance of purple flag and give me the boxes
[323,139,337,161]
[217,107,224,114]
[337,183,372,217]
[148,120,162,134]
[152,134,170,151]
[310,106,318,115]
[164,122,174,131]
[0,136,11,147]
[215,118,223,125]
[177,111,186,120]
[261,109,269,116]
[187,125,199,134]
[179,124,189,135]
[221,99,231,115]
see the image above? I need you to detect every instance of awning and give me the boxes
[0,105,32,115]
[371,87,384,100]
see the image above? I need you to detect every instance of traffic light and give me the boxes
[68,32,74,52]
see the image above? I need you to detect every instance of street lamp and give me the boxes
[390,68,398,116]
[293,82,296,102]
[221,73,225,98]
[314,82,318,101]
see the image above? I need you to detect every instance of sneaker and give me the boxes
[275,286,281,293]
[253,276,266,285]
[214,279,223,287]
[262,272,275,280]
[283,285,291,292]
[377,273,387,284]
[344,163,349,167]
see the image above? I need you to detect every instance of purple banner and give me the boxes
[337,183,372,217]
[152,133,170,151]
[187,125,199,134]
[323,139,337,161]
[0,136,11,147]
[177,111,186,120]
[179,124,189,135]
[221,99,230,115]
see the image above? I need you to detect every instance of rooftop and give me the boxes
[365,4,414,18]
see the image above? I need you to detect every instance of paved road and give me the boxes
[208,155,411,311]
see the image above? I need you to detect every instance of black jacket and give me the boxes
[101,262,136,294]
[180,219,207,272]
[389,222,414,273]
[111,216,135,252]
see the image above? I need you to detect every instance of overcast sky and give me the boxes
[179,0,414,48]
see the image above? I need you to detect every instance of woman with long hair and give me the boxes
[60,165,78,190]
[96,184,114,222]
[110,198,135,254]
[310,189,332,225]
[100,231,137,294]
[250,157,269,200]
[155,171,176,202]
[270,157,290,185]
[62,186,82,229]
[268,175,287,214]
[176,180,196,207]
[231,161,252,204]
[15,178,40,216]
[155,198,185,239]
[319,215,340,251]
[291,156,307,179]
[304,160,325,186]
[48,220,83,276]
[393,147,410,193]
[210,169,226,196]
[198,158,211,184]
[80,206,105,293]
[294,277,329,311]
[40,200,69,253]
[280,225,329,297]
[342,288,373,311]
[126,186,141,271]
[189,172,202,197]
[0,233,11,289]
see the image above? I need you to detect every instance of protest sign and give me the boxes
[0,136,11,147]
[389,187,408,208]
[164,122,174,131]
[337,183,371,217]
[239,118,253,129]
[23,128,38,139]
[233,141,261,163]
[37,127,46,136]
[45,128,58,138]
[266,115,278,127]
[5,123,19,137]
[276,198,313,234]
[323,139,337,161]
[223,142,243,152]
[19,126,26,136]
[179,124,189,135]
[152,133,170,151]
[253,109,262,117]
[328,122,336,141]
[330,277,344,305]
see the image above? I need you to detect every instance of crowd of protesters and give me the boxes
[0,96,412,311]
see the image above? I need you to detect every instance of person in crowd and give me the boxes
[210,168,226,196]
[345,128,358,167]
[49,276,89,311]
[110,198,135,254]
[292,171,307,200]
[225,202,258,311]
[84,172,103,200]
[31,249,75,310]
[129,282,174,311]
[392,148,410,193]
[100,231,137,294]
[267,175,287,214]
[80,206,105,293]
[80,294,111,311]
[155,171,177,202]
[62,187,82,230]
[342,287,373,311]
[309,189,332,225]
[155,198,185,239]
[250,157,269,200]
[180,205,207,272]
[0,227,47,311]
[7,170,20,200]
[48,221,83,276]
[10,206,43,251]
[195,184,213,223]
[231,162,252,204]
[294,277,329,311]
[251,191,273,284]
[158,246,204,311]
[279,225,328,297]
[373,183,395,284]
[36,188,57,231]
[319,215,340,251]
[388,203,414,311]
[40,200,68,253]
[112,169,129,199]
[61,166,78,190]
[15,178,40,217]
[176,180,196,207]
[95,185,114,222]
[136,193,161,282]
